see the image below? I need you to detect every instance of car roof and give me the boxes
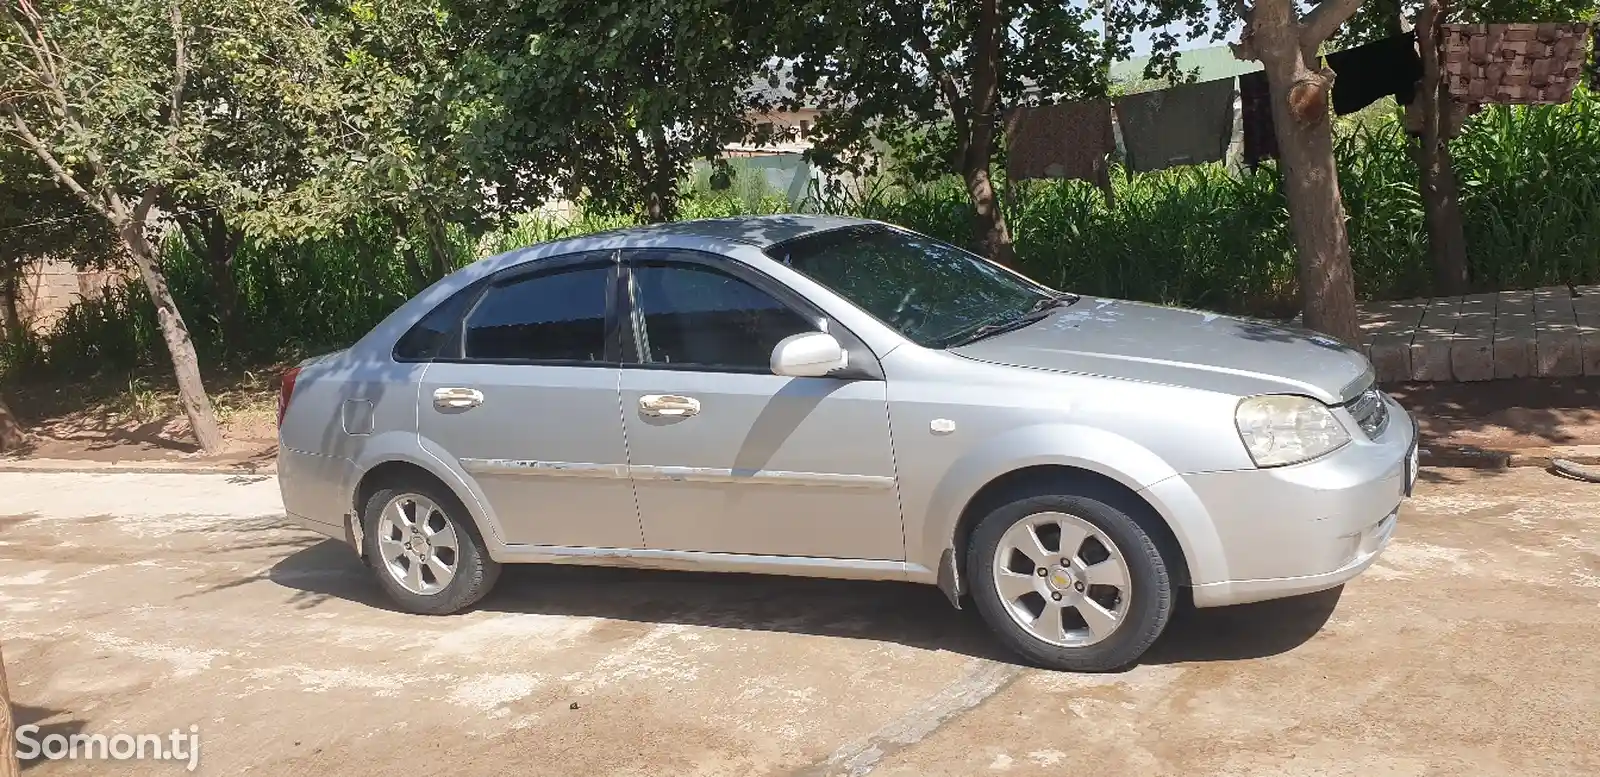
[353,213,887,359]
[579,214,877,250]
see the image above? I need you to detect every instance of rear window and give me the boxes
[394,288,476,361]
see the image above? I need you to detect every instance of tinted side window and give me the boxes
[395,287,476,361]
[630,262,817,371]
[464,265,611,362]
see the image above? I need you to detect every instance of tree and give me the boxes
[1409,0,1471,294]
[1111,0,1368,341]
[780,0,1107,267]
[4,0,222,451]
[1227,0,1372,342]
[244,0,537,290]
[0,141,120,453]
[461,0,783,224]
[2,0,342,450]
[1341,0,1598,295]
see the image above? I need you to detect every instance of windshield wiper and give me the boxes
[1025,292,1077,315]
[945,294,1074,348]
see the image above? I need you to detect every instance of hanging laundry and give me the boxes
[1591,25,1599,91]
[1005,101,1115,183]
[1237,71,1278,167]
[1592,26,1599,91]
[1112,79,1236,173]
[1442,23,1591,104]
[1325,31,1424,115]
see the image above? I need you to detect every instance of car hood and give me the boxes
[949,297,1372,404]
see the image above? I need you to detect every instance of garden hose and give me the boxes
[1551,459,1600,483]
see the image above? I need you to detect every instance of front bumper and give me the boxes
[1178,395,1416,608]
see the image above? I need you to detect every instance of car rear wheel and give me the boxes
[361,483,501,615]
[968,487,1172,671]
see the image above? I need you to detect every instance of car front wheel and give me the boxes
[361,483,501,615]
[968,487,1173,671]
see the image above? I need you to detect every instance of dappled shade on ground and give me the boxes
[1389,377,1600,451]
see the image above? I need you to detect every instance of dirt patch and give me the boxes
[4,469,1598,777]
[1389,377,1600,452]
[1,368,281,467]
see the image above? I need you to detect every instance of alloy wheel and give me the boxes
[991,511,1132,647]
[376,493,460,596]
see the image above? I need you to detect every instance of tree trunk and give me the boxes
[0,394,24,454]
[179,210,245,346]
[1246,3,1361,343]
[1,642,19,777]
[641,191,668,224]
[960,0,1018,268]
[643,127,678,224]
[421,210,452,281]
[119,222,225,453]
[1412,0,1470,294]
[963,167,1017,267]
[388,208,432,291]
[0,275,20,345]
[210,252,242,345]
[1414,142,1469,292]
[208,217,245,345]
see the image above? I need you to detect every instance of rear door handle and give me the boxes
[433,387,484,410]
[639,394,700,418]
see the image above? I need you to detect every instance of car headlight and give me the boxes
[1234,394,1350,467]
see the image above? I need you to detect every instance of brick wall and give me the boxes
[5,256,127,334]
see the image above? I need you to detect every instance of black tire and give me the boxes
[361,481,501,615]
[967,484,1173,672]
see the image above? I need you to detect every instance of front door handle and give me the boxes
[639,394,700,418]
[433,387,485,410]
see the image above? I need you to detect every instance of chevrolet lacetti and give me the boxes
[276,215,1418,671]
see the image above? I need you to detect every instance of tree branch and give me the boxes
[1300,0,1365,46]
[903,15,969,138]
[133,185,163,223]
[4,104,112,221]
[166,0,187,150]
[966,0,1003,158]
[8,1,119,200]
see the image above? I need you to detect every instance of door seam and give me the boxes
[882,393,911,566]
[616,367,647,547]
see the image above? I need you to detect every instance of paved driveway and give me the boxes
[2,468,1596,776]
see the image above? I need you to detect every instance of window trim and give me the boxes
[618,248,884,380]
[392,250,622,367]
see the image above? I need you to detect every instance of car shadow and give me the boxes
[270,539,1341,670]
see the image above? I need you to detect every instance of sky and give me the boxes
[1119,7,1239,57]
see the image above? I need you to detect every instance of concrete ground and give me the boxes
[2,469,1597,776]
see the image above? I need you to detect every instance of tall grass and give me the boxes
[10,87,1600,381]
[1455,88,1600,289]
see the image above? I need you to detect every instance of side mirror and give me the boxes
[770,331,848,378]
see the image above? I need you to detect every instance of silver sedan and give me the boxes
[276,215,1417,671]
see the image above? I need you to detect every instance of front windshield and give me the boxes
[766,224,1058,348]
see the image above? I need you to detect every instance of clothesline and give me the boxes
[1009,22,1595,182]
